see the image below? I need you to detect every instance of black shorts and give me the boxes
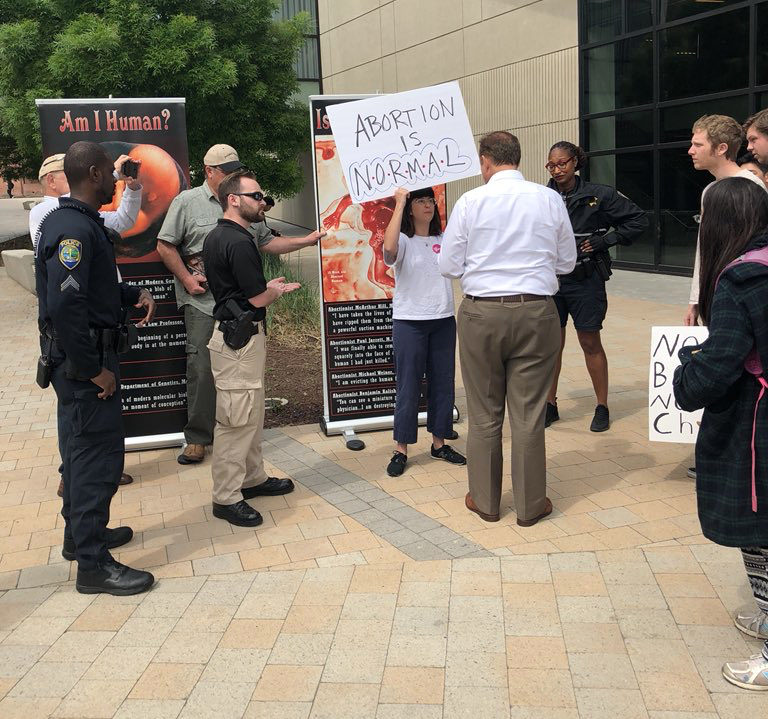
[554,273,607,332]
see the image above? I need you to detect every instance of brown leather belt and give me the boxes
[464,294,547,303]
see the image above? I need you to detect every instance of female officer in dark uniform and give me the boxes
[545,141,647,432]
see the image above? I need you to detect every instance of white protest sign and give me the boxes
[325,81,480,204]
[649,326,709,443]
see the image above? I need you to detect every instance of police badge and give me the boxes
[58,238,82,270]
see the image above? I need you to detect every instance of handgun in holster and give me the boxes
[220,299,259,351]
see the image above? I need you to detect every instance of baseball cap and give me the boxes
[203,144,244,172]
[38,153,65,180]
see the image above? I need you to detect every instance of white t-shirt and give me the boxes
[384,232,454,320]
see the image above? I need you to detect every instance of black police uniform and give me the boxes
[548,176,647,332]
[35,197,140,570]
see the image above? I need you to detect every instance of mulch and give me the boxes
[263,336,324,428]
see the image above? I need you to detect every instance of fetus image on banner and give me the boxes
[316,137,446,303]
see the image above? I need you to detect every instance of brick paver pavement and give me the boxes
[0,268,765,718]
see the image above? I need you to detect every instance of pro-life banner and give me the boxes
[311,95,447,436]
[37,98,190,450]
[325,82,480,204]
[649,326,708,443]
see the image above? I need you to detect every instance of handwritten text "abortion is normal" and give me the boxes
[349,96,472,200]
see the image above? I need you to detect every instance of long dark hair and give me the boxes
[548,141,588,171]
[698,177,768,325]
[400,186,442,238]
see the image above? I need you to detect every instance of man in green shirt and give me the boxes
[157,144,323,465]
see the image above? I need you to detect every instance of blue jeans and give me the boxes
[392,317,456,445]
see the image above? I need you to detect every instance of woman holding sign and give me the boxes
[382,187,466,477]
[673,177,768,691]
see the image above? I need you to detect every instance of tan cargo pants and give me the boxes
[207,324,269,506]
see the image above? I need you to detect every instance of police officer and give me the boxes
[36,141,156,595]
[201,170,299,526]
[545,141,647,432]
[156,144,324,467]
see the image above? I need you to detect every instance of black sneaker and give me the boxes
[590,404,610,432]
[545,402,560,428]
[687,467,696,479]
[386,451,407,477]
[212,500,263,527]
[431,444,467,465]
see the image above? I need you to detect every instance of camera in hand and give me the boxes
[122,159,139,179]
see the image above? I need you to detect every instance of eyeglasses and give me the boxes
[545,158,575,172]
[232,191,265,202]
[412,197,436,206]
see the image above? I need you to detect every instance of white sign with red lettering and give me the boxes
[325,82,480,204]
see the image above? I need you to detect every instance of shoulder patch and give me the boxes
[58,239,82,270]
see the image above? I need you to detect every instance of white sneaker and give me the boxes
[722,653,768,690]
[734,604,768,639]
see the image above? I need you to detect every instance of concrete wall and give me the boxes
[317,0,579,205]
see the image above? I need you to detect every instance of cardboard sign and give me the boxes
[325,82,480,203]
[648,326,709,443]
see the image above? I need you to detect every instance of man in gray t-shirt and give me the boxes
[157,144,324,464]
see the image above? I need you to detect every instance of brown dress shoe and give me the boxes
[119,472,133,486]
[517,498,553,527]
[178,444,205,465]
[465,493,500,522]
[57,478,64,498]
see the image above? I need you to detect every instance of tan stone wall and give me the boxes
[317,0,579,204]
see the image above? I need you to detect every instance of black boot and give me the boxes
[76,557,154,596]
[212,500,263,527]
[545,402,560,428]
[62,526,134,561]
[242,477,294,498]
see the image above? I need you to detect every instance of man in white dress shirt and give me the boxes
[30,152,143,250]
[439,131,576,526]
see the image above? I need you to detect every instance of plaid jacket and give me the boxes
[673,257,768,547]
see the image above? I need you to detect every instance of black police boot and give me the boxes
[545,402,560,428]
[590,404,610,432]
[62,526,134,561]
[212,500,264,527]
[76,557,154,596]
[242,477,295,499]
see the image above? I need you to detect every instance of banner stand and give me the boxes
[323,407,461,451]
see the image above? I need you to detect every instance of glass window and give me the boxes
[588,152,655,265]
[660,95,749,144]
[757,2,768,85]
[587,111,654,151]
[659,9,749,102]
[584,34,653,113]
[627,0,653,31]
[659,148,710,269]
[583,0,622,43]
[661,0,744,23]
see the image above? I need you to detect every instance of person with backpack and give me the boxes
[673,176,768,690]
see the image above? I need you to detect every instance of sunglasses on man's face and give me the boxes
[232,191,265,202]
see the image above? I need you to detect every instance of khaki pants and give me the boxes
[208,325,268,506]
[457,297,560,521]
[184,306,217,446]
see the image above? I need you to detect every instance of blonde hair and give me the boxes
[692,115,744,162]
